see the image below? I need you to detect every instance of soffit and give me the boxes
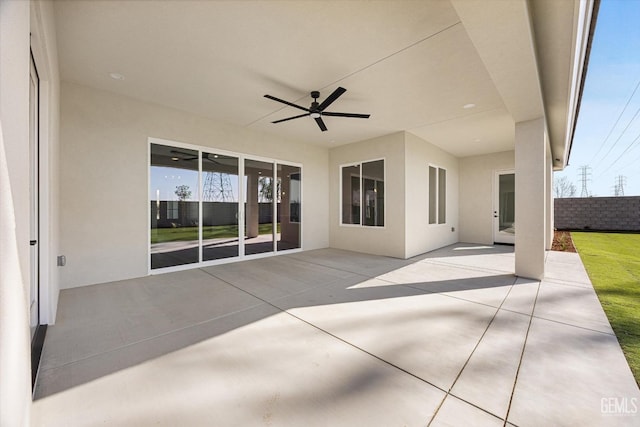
[53,0,579,157]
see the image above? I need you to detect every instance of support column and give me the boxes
[515,118,546,279]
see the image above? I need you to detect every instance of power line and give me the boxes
[597,131,640,177]
[590,77,640,163]
[593,105,640,171]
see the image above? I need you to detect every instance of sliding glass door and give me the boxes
[244,159,275,255]
[149,140,301,271]
[202,152,239,261]
[150,144,200,269]
[277,164,301,251]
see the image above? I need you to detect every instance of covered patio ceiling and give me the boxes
[54,0,583,164]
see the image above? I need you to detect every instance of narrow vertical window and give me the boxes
[438,168,446,224]
[428,165,447,225]
[429,166,437,224]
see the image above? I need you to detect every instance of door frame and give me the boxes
[29,49,48,389]
[493,169,515,245]
[147,137,304,275]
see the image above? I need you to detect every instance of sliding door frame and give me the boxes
[148,137,303,275]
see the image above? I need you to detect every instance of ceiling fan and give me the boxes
[264,87,370,132]
[169,150,220,164]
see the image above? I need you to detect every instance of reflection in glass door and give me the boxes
[362,160,384,227]
[277,164,301,251]
[244,159,275,255]
[150,141,302,270]
[494,172,515,244]
[202,153,239,260]
[150,144,200,268]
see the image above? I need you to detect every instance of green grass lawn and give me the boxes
[572,232,640,384]
[151,223,280,243]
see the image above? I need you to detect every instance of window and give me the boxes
[341,159,384,227]
[429,165,446,225]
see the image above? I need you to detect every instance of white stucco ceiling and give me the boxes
[53,0,580,158]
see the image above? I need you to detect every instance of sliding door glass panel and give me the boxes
[341,164,361,224]
[362,160,384,227]
[150,144,199,269]
[438,168,446,224]
[202,152,239,261]
[277,164,301,251]
[244,159,274,255]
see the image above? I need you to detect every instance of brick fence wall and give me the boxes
[554,196,640,231]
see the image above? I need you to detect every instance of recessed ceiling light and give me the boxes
[109,72,125,81]
[463,103,476,109]
[213,154,219,158]
[171,157,179,161]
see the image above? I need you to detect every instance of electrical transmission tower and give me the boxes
[578,165,592,197]
[202,172,235,201]
[613,175,627,196]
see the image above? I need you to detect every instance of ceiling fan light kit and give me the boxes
[264,87,370,132]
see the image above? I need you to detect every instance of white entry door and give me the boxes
[494,171,515,244]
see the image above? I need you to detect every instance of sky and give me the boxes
[555,0,640,197]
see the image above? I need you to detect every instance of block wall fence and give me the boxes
[554,196,640,231]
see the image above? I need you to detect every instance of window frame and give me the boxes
[148,137,303,274]
[339,158,386,228]
[428,164,447,226]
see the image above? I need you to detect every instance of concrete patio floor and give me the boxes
[33,244,640,426]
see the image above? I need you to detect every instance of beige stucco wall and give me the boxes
[0,1,32,423]
[459,150,515,244]
[60,82,329,288]
[404,132,459,258]
[31,0,62,324]
[0,0,61,423]
[329,132,406,258]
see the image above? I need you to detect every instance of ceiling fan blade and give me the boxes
[170,150,198,160]
[271,113,309,124]
[264,95,309,112]
[315,117,328,132]
[322,112,371,119]
[317,87,347,111]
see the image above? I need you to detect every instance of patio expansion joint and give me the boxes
[282,253,409,279]
[532,314,615,336]
[419,258,512,277]
[199,268,451,396]
[37,299,268,374]
[540,276,593,289]
[502,279,542,427]
[427,277,519,426]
